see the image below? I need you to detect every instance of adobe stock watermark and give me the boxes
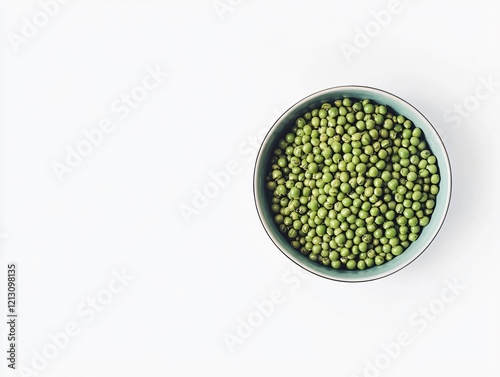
[17,268,133,377]
[223,267,309,352]
[349,278,467,377]
[178,108,286,224]
[7,0,73,54]
[213,0,244,21]
[443,74,499,129]
[51,64,168,183]
[340,0,403,63]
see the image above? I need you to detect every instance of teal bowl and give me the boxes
[253,86,452,282]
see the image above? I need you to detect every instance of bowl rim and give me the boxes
[253,85,452,283]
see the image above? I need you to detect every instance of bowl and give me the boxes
[253,86,452,282]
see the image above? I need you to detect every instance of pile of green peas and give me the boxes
[265,98,440,270]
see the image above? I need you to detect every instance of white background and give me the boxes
[1,0,500,376]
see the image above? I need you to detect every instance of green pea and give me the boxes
[391,245,403,255]
[368,167,379,178]
[403,208,415,219]
[426,199,435,209]
[387,179,399,191]
[407,172,417,182]
[364,104,375,114]
[431,174,440,184]
[398,148,409,159]
[419,216,430,226]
